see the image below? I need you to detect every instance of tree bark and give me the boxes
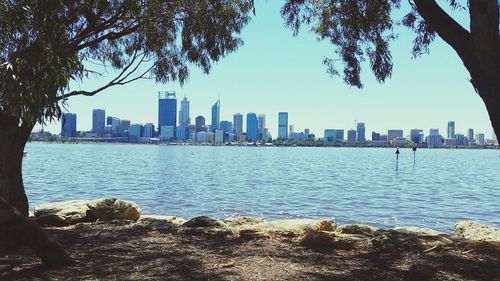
[0,112,30,217]
[415,0,500,140]
[0,196,73,267]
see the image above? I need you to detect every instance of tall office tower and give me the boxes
[211,99,220,131]
[356,122,366,142]
[347,129,357,142]
[387,130,404,142]
[110,117,121,133]
[195,115,206,132]
[128,124,143,138]
[106,116,113,126]
[447,121,455,139]
[278,112,288,139]
[476,133,486,145]
[372,131,380,141]
[467,128,474,143]
[179,96,190,126]
[324,129,336,142]
[246,113,259,142]
[92,109,105,137]
[220,121,233,133]
[158,91,177,136]
[233,113,243,136]
[335,130,344,141]
[61,113,77,137]
[143,123,155,138]
[410,129,424,143]
[429,128,439,136]
[258,114,266,140]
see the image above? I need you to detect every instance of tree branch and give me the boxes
[414,0,473,63]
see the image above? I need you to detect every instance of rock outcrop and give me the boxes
[34,198,141,226]
[454,221,500,242]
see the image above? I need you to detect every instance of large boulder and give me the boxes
[87,198,141,221]
[224,216,265,227]
[34,200,95,226]
[236,219,337,239]
[135,215,186,231]
[454,221,500,242]
[34,198,141,226]
[183,216,227,228]
[337,224,377,236]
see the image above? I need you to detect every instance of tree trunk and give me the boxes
[0,113,30,217]
[0,196,73,267]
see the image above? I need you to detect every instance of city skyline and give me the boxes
[34,1,494,139]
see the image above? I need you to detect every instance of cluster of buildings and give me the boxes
[59,91,498,147]
[322,121,497,147]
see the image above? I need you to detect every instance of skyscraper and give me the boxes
[233,113,243,136]
[246,113,259,142]
[211,99,220,131]
[92,109,105,137]
[220,121,233,133]
[195,115,206,132]
[278,112,288,139]
[356,122,365,142]
[410,129,424,143]
[158,91,177,136]
[61,113,77,137]
[179,96,190,126]
[468,128,474,143]
[347,129,357,142]
[447,121,455,139]
[258,114,266,140]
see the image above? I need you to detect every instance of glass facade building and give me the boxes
[179,96,190,126]
[356,122,365,142]
[278,112,288,139]
[233,113,243,136]
[92,109,105,137]
[447,121,455,139]
[211,99,220,131]
[61,113,77,137]
[246,113,259,142]
[158,91,177,136]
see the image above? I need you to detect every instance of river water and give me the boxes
[23,143,500,232]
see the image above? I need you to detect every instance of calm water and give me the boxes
[23,143,500,232]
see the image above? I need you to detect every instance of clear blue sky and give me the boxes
[37,1,495,140]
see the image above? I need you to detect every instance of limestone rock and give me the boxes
[34,200,95,226]
[87,198,141,221]
[137,215,186,230]
[238,219,337,239]
[300,231,364,251]
[392,227,444,236]
[34,198,141,226]
[183,216,227,228]
[224,216,265,227]
[454,221,500,242]
[337,224,377,236]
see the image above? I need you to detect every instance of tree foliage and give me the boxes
[0,0,254,128]
[281,0,484,88]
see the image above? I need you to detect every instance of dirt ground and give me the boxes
[1,221,499,281]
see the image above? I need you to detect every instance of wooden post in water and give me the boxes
[412,144,417,165]
[395,147,400,171]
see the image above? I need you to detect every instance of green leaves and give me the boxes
[0,0,254,127]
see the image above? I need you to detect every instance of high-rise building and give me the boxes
[120,120,130,133]
[211,99,220,131]
[61,113,77,137]
[324,129,336,142]
[429,128,439,136]
[143,123,155,138]
[158,91,177,136]
[233,113,243,137]
[220,121,233,133]
[356,122,365,142]
[195,115,206,132]
[278,112,288,139]
[246,113,259,142]
[447,121,455,139]
[179,96,190,126]
[335,130,344,141]
[347,129,357,142]
[258,114,266,140]
[410,129,424,143]
[128,124,143,138]
[387,130,404,143]
[371,131,380,141]
[467,128,474,144]
[455,133,467,146]
[92,109,105,137]
[110,117,121,133]
[476,133,485,145]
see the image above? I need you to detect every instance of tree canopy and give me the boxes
[0,0,254,128]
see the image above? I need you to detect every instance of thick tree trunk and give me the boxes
[0,113,30,216]
[415,0,500,141]
[0,196,73,267]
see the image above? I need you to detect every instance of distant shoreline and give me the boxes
[27,139,499,150]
